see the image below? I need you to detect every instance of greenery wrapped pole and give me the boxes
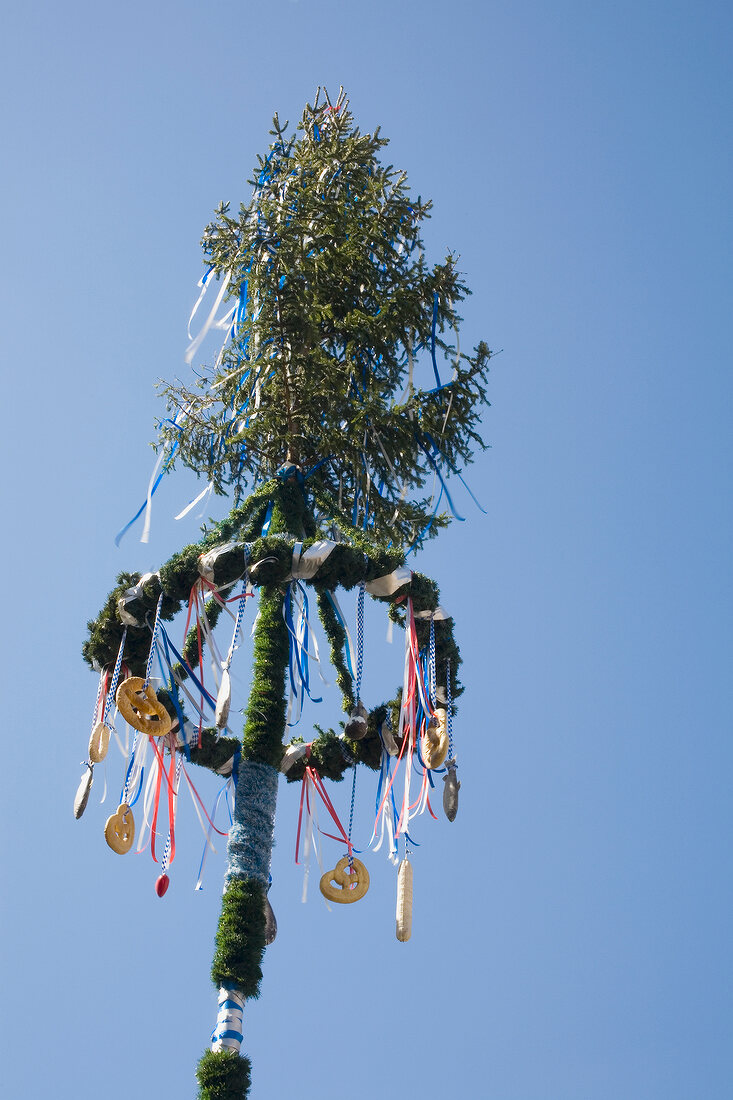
[80,89,491,1099]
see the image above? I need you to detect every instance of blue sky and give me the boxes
[2,2,732,1098]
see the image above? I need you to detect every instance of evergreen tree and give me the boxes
[159,87,490,548]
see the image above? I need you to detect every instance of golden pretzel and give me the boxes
[116,677,171,738]
[319,856,370,904]
[104,803,135,854]
[422,709,449,769]
[88,721,110,763]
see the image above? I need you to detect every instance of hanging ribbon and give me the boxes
[283,580,323,725]
[185,269,232,365]
[114,410,188,546]
[296,758,356,866]
[324,590,357,680]
[194,775,236,891]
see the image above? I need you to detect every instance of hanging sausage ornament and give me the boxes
[396,857,413,942]
[442,758,460,822]
[319,857,370,903]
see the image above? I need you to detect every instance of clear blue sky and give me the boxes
[2,2,732,1098]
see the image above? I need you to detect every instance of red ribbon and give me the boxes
[295,746,353,864]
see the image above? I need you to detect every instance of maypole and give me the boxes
[78,88,491,1099]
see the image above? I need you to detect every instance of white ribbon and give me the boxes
[289,539,336,580]
[117,572,159,627]
[414,605,451,621]
[175,480,214,521]
[187,266,214,340]
[185,270,231,365]
[198,542,244,584]
[365,566,412,598]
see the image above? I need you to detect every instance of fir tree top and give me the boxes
[159,87,491,549]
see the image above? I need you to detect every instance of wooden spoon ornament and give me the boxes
[319,856,370,904]
[104,803,135,854]
[115,677,171,738]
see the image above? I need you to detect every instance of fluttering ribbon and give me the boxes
[114,409,188,546]
[283,579,324,726]
[372,599,436,846]
[185,269,232,365]
[296,751,356,904]
[194,775,235,891]
[324,591,357,680]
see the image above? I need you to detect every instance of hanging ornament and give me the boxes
[213,574,249,731]
[214,667,231,730]
[116,677,172,737]
[442,758,460,822]
[264,894,277,944]
[344,581,368,739]
[319,856,370,904]
[380,717,399,756]
[422,709,449,770]
[155,873,170,897]
[395,856,413,942]
[73,763,94,819]
[104,803,135,854]
[344,700,368,740]
[88,721,110,763]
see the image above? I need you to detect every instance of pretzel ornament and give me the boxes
[422,709,449,770]
[319,856,370,904]
[115,677,171,738]
[104,803,135,854]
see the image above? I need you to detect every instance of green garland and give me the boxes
[211,879,267,995]
[196,1050,252,1100]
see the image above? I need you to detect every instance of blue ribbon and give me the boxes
[416,436,465,521]
[114,437,181,546]
[430,291,442,389]
[284,582,322,722]
[158,625,217,711]
[156,634,190,758]
[324,591,356,680]
[261,500,274,536]
[422,432,487,515]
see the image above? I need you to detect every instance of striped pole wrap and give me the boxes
[211,985,246,1053]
